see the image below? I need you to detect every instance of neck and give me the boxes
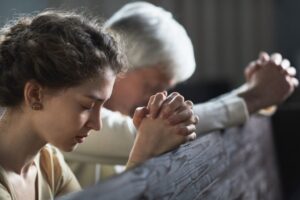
[0,108,46,174]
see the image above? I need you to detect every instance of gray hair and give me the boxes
[104,1,196,83]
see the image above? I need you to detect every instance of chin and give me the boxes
[65,144,78,152]
[55,143,78,152]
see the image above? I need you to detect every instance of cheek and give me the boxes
[125,85,145,104]
[62,110,89,129]
[133,91,150,107]
[42,108,86,136]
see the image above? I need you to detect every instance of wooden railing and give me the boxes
[59,116,281,200]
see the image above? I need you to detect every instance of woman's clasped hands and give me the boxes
[127,91,199,168]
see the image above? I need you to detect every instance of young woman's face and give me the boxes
[34,68,116,152]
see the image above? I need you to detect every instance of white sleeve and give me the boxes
[64,108,136,163]
[194,85,249,134]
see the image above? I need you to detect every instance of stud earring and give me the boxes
[31,102,43,110]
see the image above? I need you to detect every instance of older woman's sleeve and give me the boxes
[194,85,249,135]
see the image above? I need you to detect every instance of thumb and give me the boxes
[132,106,149,128]
[245,61,257,81]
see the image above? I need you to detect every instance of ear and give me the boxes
[23,80,44,110]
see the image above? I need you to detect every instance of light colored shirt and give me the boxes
[0,145,80,200]
[194,87,249,133]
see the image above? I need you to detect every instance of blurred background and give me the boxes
[0,0,299,199]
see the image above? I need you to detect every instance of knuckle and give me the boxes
[175,95,184,102]
[156,93,165,100]
[175,125,188,135]
[187,109,194,116]
[185,100,193,107]
[168,101,178,110]
[169,115,178,123]
[170,92,180,96]
[190,125,196,132]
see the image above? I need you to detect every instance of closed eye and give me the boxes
[81,105,92,110]
[80,103,94,110]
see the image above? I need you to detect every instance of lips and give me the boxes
[75,134,88,143]
[77,134,88,138]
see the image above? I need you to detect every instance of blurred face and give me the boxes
[34,68,116,152]
[105,66,176,116]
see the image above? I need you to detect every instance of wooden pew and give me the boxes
[59,116,281,200]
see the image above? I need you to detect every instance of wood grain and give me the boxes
[59,116,281,200]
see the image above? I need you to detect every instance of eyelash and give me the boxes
[80,101,104,111]
[81,104,93,110]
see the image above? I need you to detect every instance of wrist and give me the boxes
[126,153,149,169]
[125,160,140,169]
[237,86,262,114]
[127,143,153,168]
[128,151,151,164]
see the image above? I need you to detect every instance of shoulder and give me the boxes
[38,144,77,195]
[101,108,136,135]
[40,144,65,162]
[39,144,66,176]
[0,172,12,200]
[101,107,131,122]
[0,185,11,200]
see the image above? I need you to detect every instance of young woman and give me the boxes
[0,10,197,199]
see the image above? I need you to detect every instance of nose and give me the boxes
[86,109,102,131]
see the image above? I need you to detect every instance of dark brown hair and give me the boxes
[0,10,127,107]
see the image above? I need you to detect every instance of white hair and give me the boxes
[104,1,196,83]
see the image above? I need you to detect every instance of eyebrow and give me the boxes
[84,95,105,102]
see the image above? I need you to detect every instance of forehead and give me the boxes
[70,68,116,99]
[133,66,175,87]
